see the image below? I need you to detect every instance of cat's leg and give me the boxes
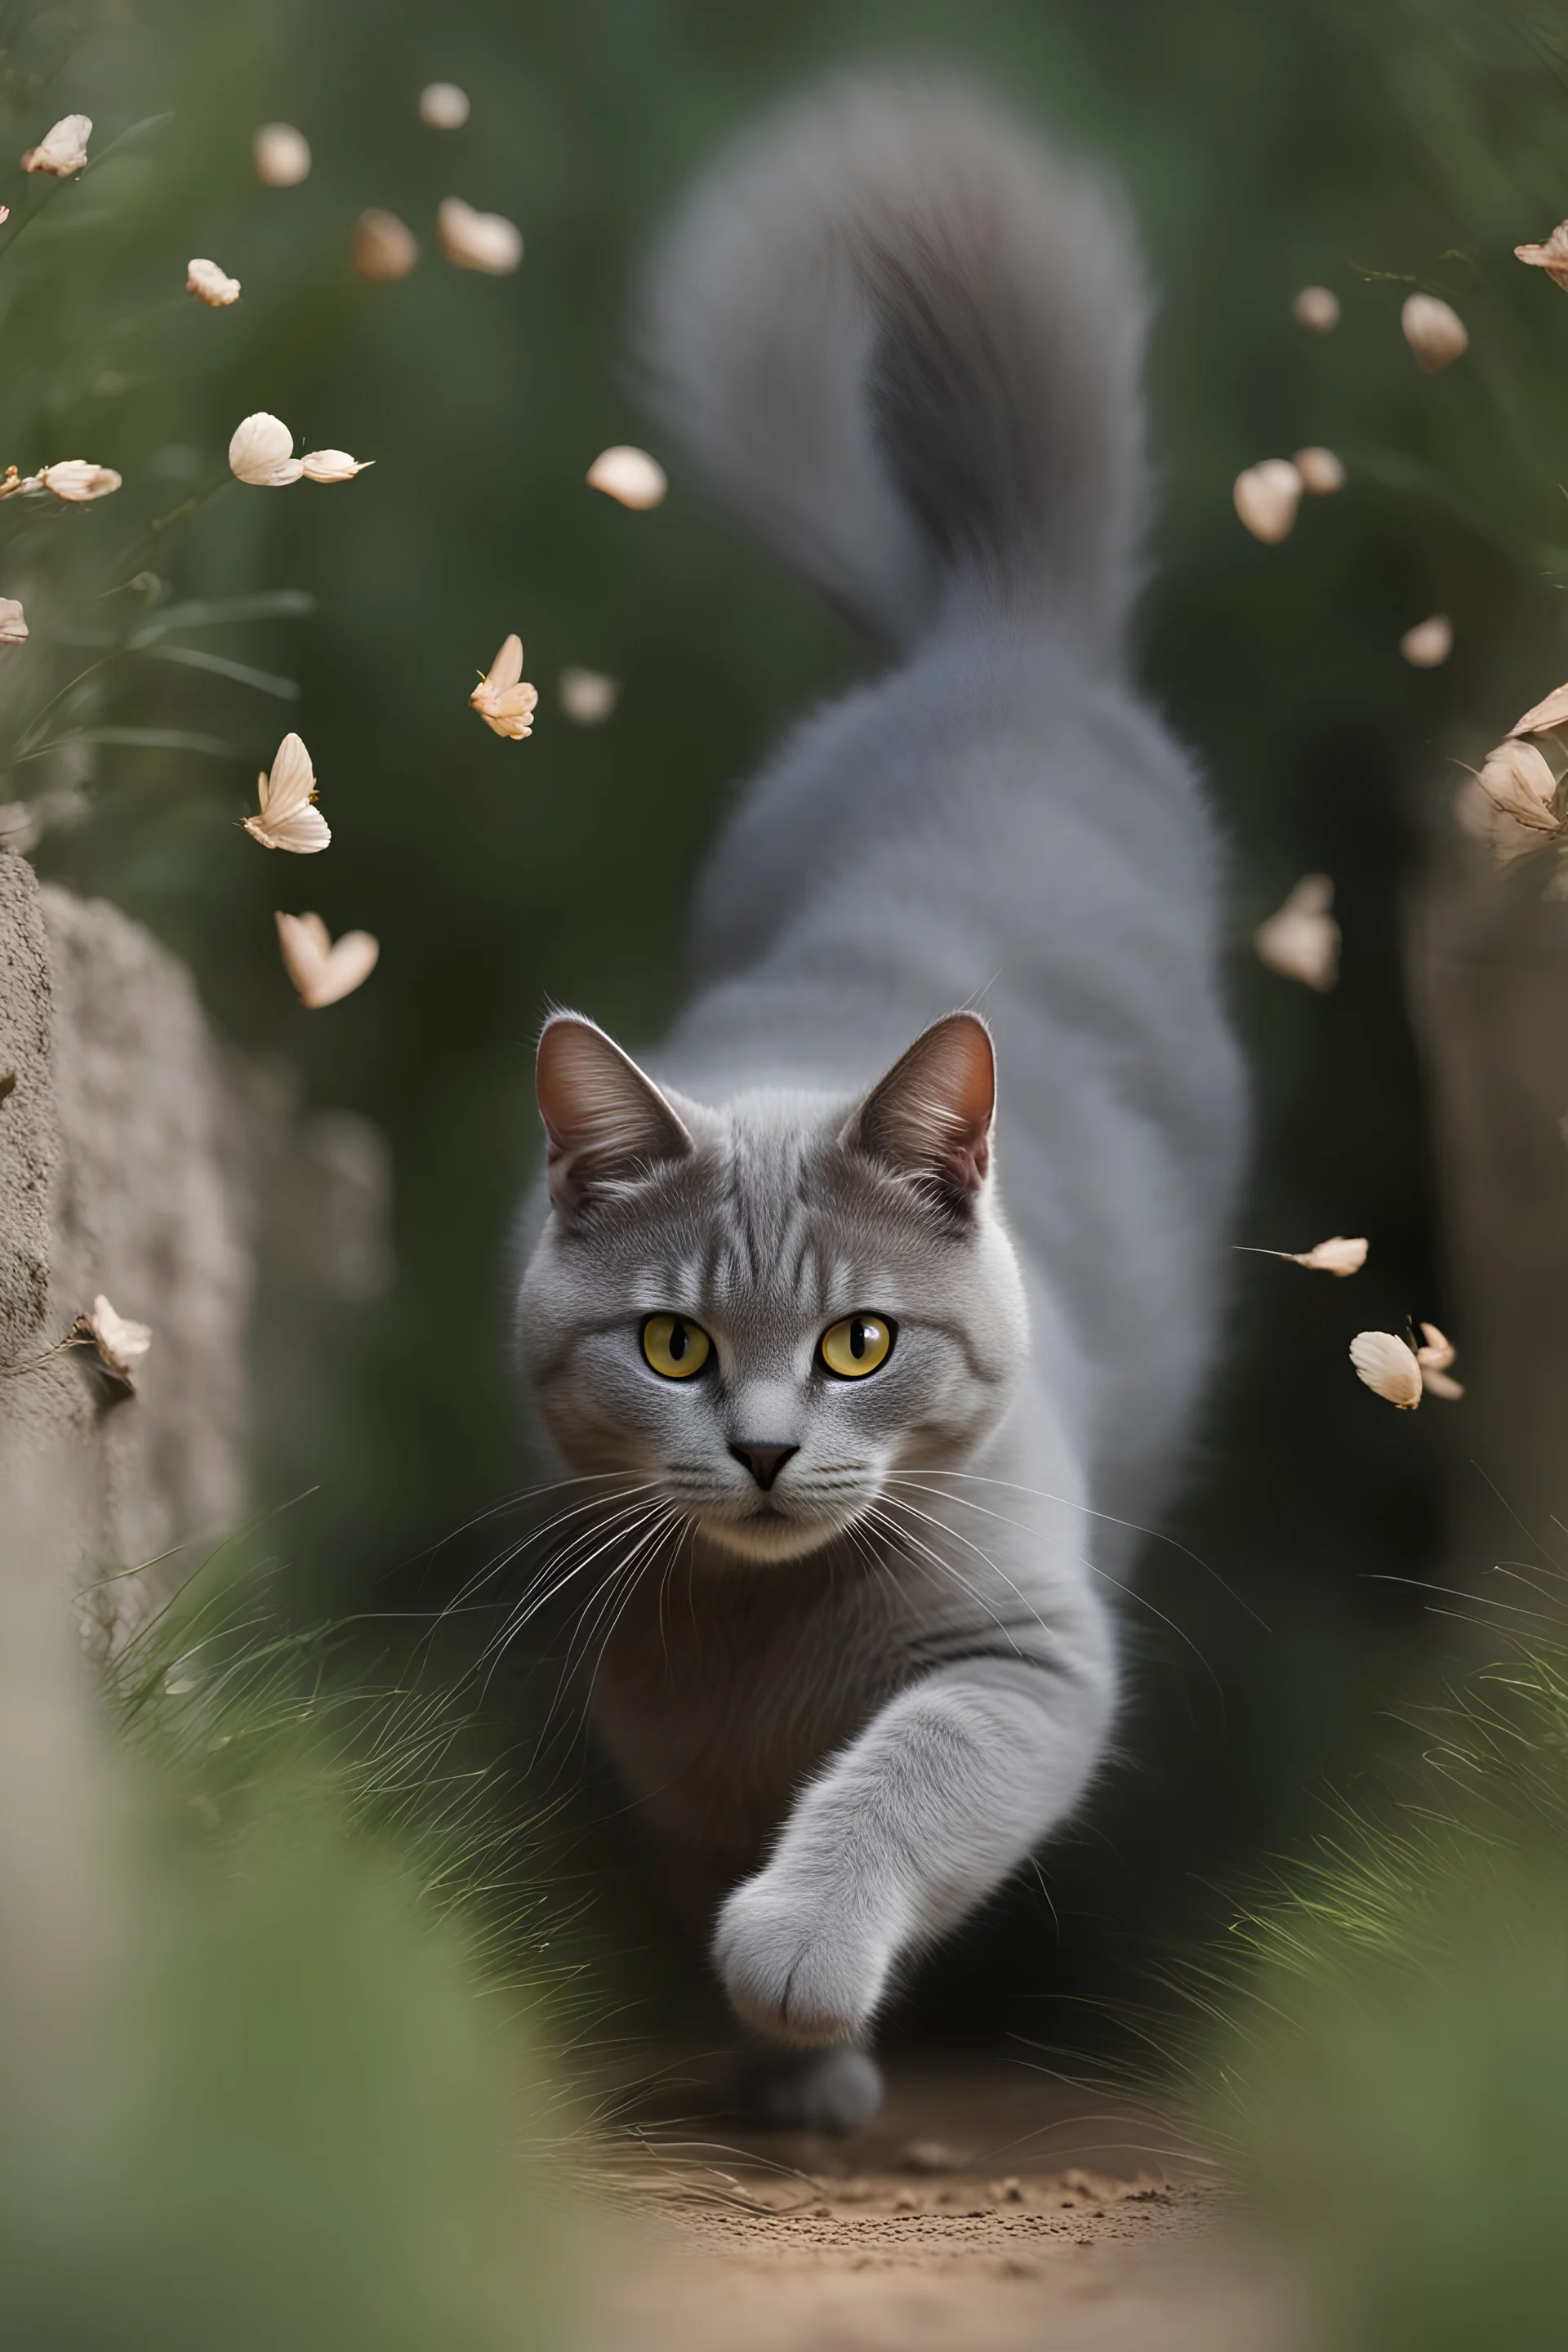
[711,1608,1116,2047]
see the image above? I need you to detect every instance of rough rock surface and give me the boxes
[0,853,253,1642]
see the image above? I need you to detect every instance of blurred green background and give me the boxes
[20,0,1568,2047]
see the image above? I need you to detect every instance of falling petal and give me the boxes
[300,448,372,483]
[1512,682,1568,737]
[1514,221,1568,290]
[1254,873,1339,991]
[437,197,522,274]
[353,209,418,283]
[586,444,668,511]
[229,412,302,488]
[22,114,91,176]
[70,1292,152,1391]
[1292,285,1340,332]
[1415,1325,1463,1401]
[1401,292,1468,373]
[186,258,240,307]
[1475,738,1559,833]
[253,122,311,187]
[1294,1236,1369,1276]
[559,667,620,724]
[276,911,379,1008]
[1400,614,1452,668]
[1350,1330,1423,1410]
[470,635,537,739]
[36,461,121,503]
[244,733,330,853]
[420,82,470,129]
[1233,459,1304,544]
[1292,447,1344,497]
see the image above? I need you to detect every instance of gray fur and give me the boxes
[638,73,1148,654]
[513,74,1246,2128]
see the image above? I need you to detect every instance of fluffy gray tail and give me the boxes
[639,74,1148,657]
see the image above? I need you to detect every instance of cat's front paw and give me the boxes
[713,1869,896,2046]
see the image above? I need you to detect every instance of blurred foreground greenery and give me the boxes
[1188,1575,1568,2351]
[0,1494,579,2351]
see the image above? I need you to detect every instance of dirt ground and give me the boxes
[598,2052,1288,2351]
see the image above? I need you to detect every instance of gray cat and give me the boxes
[513,74,1246,2132]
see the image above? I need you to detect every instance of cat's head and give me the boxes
[514,1009,1027,1562]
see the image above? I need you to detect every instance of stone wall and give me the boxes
[0,852,253,1646]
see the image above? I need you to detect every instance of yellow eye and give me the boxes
[820,1314,894,1379]
[642,1313,712,1379]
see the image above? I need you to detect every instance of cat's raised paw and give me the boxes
[714,1869,894,2046]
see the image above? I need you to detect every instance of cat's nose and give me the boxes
[728,1441,799,1492]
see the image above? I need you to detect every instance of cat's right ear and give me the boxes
[535,1013,694,1218]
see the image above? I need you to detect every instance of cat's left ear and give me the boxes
[536,1013,693,1218]
[840,1012,996,1215]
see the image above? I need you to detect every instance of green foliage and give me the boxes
[0,1545,582,2352]
[1190,1604,1568,2351]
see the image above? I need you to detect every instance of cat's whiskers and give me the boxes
[864,1499,1042,1662]
[529,1503,687,1760]
[880,1483,1057,1642]
[889,1474,1227,1691]
[893,1466,1265,1630]
[480,1491,671,1672]
[428,1473,657,1641]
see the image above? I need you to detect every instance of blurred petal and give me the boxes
[1233,459,1303,543]
[437,198,522,274]
[1400,614,1452,668]
[1292,446,1344,496]
[253,122,310,187]
[1292,285,1339,331]
[586,444,668,511]
[1254,873,1339,990]
[0,599,28,645]
[353,209,418,283]
[559,667,620,724]
[1401,292,1468,373]
[420,82,470,128]
[277,911,378,1008]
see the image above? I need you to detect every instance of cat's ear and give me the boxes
[841,1012,996,1214]
[536,1013,693,1217]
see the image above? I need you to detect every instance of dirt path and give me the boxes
[599,2054,1284,2350]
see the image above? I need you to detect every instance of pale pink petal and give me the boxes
[586,445,668,510]
[1293,286,1339,332]
[1349,1330,1423,1410]
[1401,292,1468,373]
